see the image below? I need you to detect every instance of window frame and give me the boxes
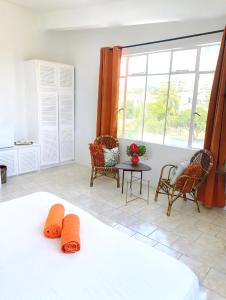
[119,44,219,149]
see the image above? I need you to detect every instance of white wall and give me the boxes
[0,1,73,141]
[0,1,42,140]
[52,17,225,187]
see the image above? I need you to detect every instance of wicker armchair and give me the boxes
[154,149,213,216]
[89,135,120,188]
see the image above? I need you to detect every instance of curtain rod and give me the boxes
[121,29,224,49]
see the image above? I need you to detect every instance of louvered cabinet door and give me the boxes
[39,92,59,166]
[59,92,74,162]
[0,149,18,176]
[39,61,57,89]
[39,92,58,128]
[58,65,74,89]
[18,147,40,174]
[40,129,59,166]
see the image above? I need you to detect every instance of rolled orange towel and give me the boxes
[43,204,65,238]
[61,214,80,253]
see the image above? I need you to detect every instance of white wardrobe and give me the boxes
[25,60,75,167]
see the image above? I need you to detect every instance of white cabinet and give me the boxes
[25,60,75,167]
[59,65,74,89]
[59,92,74,161]
[39,61,57,88]
[39,92,58,127]
[0,145,40,177]
[40,129,59,165]
[39,92,59,166]
[0,149,18,176]
[18,145,40,174]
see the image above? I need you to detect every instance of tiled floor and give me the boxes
[1,163,226,300]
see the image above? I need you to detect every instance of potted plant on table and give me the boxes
[126,143,146,166]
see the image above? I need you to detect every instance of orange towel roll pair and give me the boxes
[43,204,80,253]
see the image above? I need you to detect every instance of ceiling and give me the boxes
[8,0,116,12]
[8,0,226,30]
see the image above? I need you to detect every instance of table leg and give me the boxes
[140,171,143,194]
[130,171,133,189]
[122,170,125,194]
[126,181,129,205]
[147,180,150,205]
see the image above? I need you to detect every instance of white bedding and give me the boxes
[0,192,200,300]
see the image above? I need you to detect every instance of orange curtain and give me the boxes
[96,46,122,137]
[198,27,226,208]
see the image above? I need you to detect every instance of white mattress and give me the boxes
[0,192,200,300]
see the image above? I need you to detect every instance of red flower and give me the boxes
[129,143,139,154]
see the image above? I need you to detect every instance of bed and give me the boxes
[0,192,200,300]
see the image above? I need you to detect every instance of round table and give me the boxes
[115,161,151,194]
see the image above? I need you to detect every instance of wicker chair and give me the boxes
[89,135,120,188]
[154,149,213,216]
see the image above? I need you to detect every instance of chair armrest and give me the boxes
[159,164,177,180]
[161,164,177,172]
[162,164,177,168]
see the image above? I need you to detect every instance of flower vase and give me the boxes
[131,155,139,166]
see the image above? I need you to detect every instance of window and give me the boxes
[118,44,220,148]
